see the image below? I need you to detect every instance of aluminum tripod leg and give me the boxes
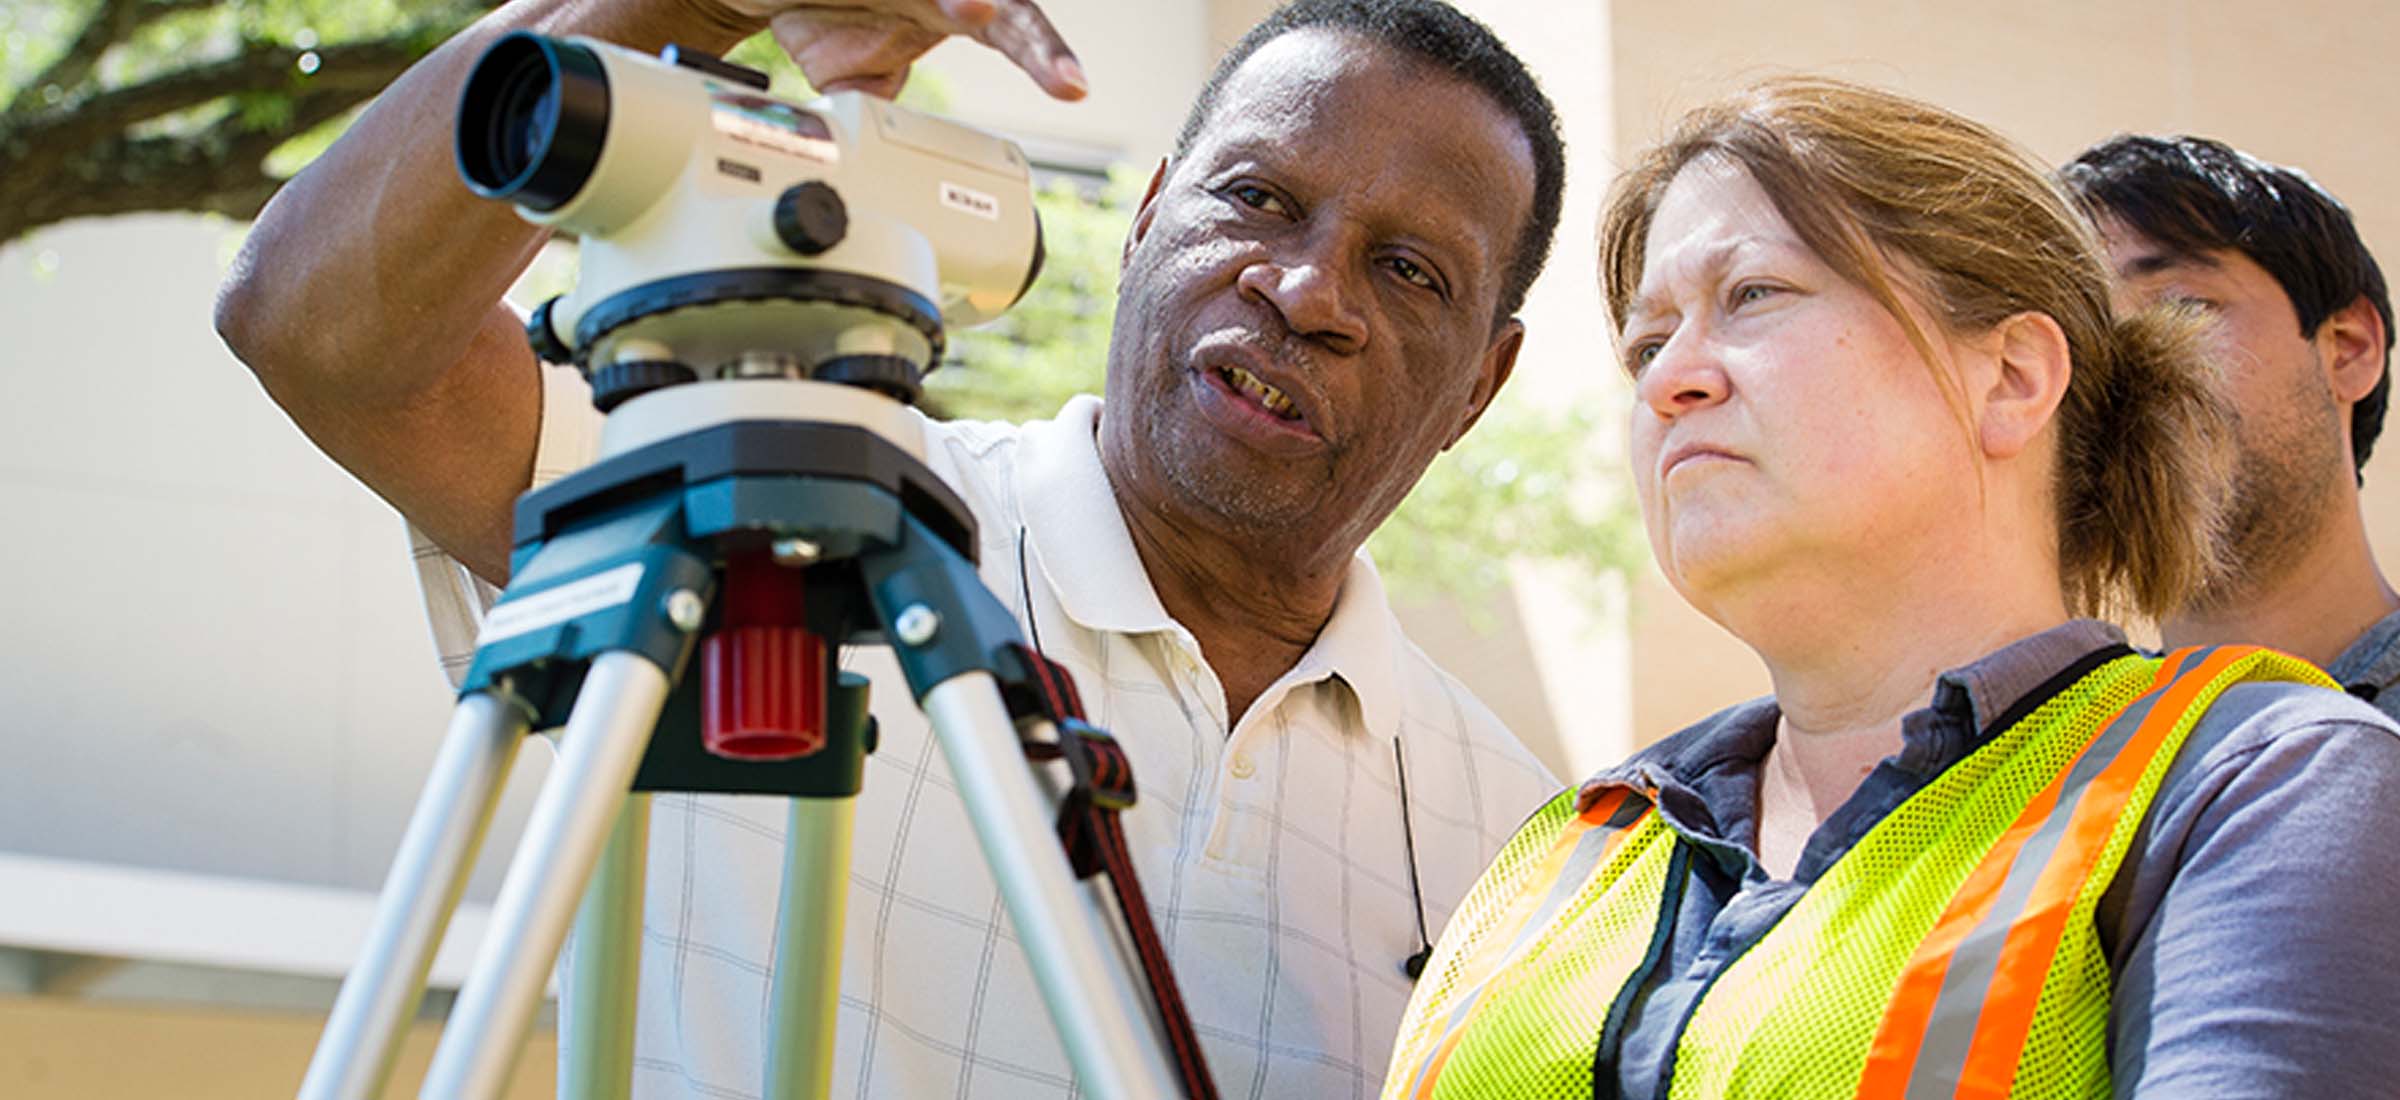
[560,795,650,1100]
[424,652,673,1099]
[762,798,855,1099]
[922,672,1180,1098]
[299,689,531,1100]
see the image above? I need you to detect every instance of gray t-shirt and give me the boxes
[2325,605,2400,724]
[1589,620,2400,1099]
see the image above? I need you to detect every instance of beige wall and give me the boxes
[1613,0,2400,743]
[0,996,554,1099]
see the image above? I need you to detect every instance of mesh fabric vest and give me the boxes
[1381,645,2332,1100]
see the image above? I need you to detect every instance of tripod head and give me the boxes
[453,32,1049,763]
[456,31,1044,410]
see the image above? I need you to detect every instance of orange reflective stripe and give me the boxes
[1859,647,2248,1099]
[1854,652,2186,1097]
[1404,1029,1467,1100]
[1397,788,1651,1098]
[1950,646,2250,1096]
[1854,756,2073,1096]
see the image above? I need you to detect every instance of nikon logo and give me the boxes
[940,182,1001,221]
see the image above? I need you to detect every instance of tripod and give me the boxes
[297,377,1196,1098]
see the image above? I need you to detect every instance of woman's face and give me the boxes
[1619,158,1980,613]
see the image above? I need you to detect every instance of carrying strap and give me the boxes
[1001,643,1220,1100]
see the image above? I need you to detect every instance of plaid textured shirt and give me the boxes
[409,374,1559,1099]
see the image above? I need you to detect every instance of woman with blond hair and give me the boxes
[1382,78,2400,1099]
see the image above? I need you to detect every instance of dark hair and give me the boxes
[1173,0,1565,321]
[2061,135,2394,476]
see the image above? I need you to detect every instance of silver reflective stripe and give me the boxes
[1449,795,1650,1018]
[1509,794,1652,955]
[1899,649,2210,1098]
[1402,794,1652,1097]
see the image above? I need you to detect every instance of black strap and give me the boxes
[1004,644,1219,1100]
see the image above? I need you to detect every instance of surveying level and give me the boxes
[297,33,1212,1100]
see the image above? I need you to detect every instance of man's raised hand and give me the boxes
[694,0,1086,101]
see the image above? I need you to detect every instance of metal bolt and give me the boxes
[664,589,706,633]
[893,604,940,646]
[772,536,822,566]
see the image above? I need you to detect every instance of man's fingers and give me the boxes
[755,0,1083,103]
[817,71,912,99]
[934,0,1000,29]
[769,11,945,98]
[973,1,1087,100]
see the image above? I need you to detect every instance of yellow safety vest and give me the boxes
[1383,645,2331,1100]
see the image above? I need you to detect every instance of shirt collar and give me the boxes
[2325,605,2400,695]
[1014,394,1406,742]
[1015,395,1176,636]
[1588,618,2131,800]
[1291,553,1406,743]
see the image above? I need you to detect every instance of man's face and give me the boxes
[1098,29,1533,557]
[2099,220,2351,601]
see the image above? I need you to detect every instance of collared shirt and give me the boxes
[2326,605,2400,724]
[410,373,1558,1099]
[1578,620,2400,1099]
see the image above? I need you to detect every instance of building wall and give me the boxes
[1610,0,2400,742]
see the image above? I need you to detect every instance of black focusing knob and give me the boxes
[526,296,575,364]
[774,181,849,256]
[814,353,922,405]
[589,359,698,412]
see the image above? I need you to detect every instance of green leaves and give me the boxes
[1367,398,1645,613]
[2,1,487,242]
[930,167,1132,423]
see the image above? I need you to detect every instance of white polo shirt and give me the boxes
[411,370,1558,1099]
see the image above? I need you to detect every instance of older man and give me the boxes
[214,0,1564,1095]
[2063,137,2400,716]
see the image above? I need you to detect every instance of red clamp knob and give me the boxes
[700,550,827,760]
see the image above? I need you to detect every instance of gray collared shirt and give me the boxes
[1585,620,2400,1099]
[2327,606,2400,724]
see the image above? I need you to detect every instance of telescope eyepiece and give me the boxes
[457,32,610,212]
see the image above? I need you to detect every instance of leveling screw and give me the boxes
[665,589,706,633]
[893,604,940,646]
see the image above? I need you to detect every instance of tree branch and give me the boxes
[9,32,431,153]
[21,0,218,101]
[0,18,473,243]
[0,4,505,243]
[0,110,294,240]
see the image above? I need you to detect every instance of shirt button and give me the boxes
[1229,754,1257,779]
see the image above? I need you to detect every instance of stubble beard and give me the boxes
[2187,372,2349,612]
[1148,399,1330,534]
[1103,342,1335,543]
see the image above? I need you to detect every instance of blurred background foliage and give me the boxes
[5,0,1641,609]
[0,0,489,242]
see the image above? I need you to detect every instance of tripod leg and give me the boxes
[560,794,650,1100]
[301,689,531,1100]
[763,797,854,1100]
[423,652,673,1100]
[922,672,1181,1098]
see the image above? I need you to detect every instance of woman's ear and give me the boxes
[1979,311,2074,460]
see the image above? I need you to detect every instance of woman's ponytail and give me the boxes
[2054,303,2235,619]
